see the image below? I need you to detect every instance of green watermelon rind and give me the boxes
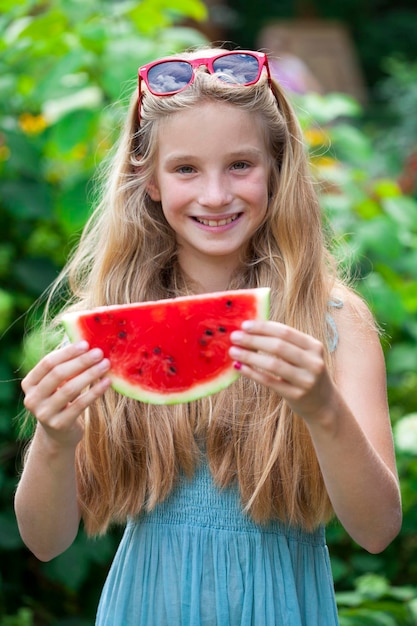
[61,288,270,405]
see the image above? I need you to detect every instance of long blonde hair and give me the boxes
[32,49,342,535]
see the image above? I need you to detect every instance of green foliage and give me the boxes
[293,61,417,616]
[1,0,417,622]
[337,574,417,625]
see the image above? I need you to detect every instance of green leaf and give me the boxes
[354,216,403,261]
[382,195,417,232]
[48,108,98,152]
[329,124,373,166]
[43,87,102,124]
[299,92,362,125]
[387,344,417,375]
[359,272,407,326]
[2,180,53,219]
[55,178,91,234]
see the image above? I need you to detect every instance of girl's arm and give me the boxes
[14,342,111,561]
[229,293,402,553]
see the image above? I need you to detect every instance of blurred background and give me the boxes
[1,0,417,624]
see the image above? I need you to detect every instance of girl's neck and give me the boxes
[178,252,240,294]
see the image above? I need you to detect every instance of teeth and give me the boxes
[196,215,239,226]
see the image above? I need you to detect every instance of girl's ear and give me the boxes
[147,179,161,202]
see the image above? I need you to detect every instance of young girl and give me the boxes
[15,47,401,625]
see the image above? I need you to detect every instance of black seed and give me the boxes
[167,355,175,362]
[199,338,208,346]
[153,347,162,354]
[218,326,226,333]
[118,331,127,339]
[226,300,233,307]
[94,316,101,323]
[204,329,214,336]
[168,366,177,375]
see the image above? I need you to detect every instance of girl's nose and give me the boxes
[198,175,233,208]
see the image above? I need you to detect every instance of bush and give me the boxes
[2,0,417,621]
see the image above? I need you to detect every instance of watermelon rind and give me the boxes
[61,288,270,405]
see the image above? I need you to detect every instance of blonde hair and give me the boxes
[31,49,343,535]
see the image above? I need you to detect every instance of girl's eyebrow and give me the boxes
[163,147,265,166]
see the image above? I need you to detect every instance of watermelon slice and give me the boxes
[61,288,270,405]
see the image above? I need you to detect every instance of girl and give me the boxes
[15,47,401,625]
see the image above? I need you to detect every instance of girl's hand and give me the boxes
[22,341,111,449]
[229,320,335,421]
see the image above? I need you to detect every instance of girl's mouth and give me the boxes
[193,214,241,227]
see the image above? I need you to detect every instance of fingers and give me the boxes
[22,342,111,429]
[229,320,326,401]
[230,321,323,372]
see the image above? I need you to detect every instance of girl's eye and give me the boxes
[231,161,249,171]
[176,165,195,174]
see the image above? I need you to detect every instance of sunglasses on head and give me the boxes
[137,50,272,123]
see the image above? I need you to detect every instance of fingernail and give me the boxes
[241,321,254,330]
[233,361,242,370]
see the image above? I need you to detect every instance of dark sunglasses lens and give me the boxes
[146,61,193,94]
[212,54,260,84]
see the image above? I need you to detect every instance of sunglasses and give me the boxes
[137,50,272,122]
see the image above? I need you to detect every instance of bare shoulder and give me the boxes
[330,284,380,345]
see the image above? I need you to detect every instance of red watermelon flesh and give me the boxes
[61,288,270,404]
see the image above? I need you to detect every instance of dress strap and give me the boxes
[326,299,343,353]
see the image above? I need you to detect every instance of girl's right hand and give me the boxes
[22,341,111,449]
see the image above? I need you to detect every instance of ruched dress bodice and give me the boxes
[96,460,339,625]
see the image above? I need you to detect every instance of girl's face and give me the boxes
[148,101,271,279]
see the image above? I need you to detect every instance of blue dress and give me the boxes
[96,460,339,625]
[96,304,342,625]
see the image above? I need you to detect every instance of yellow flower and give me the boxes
[304,127,330,147]
[19,113,48,135]
[311,155,338,168]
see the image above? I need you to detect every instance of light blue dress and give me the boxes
[96,460,339,625]
[96,306,342,625]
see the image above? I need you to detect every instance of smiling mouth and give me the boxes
[193,214,241,227]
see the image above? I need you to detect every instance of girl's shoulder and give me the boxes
[329,284,381,351]
[330,284,377,326]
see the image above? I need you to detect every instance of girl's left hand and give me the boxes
[229,320,336,422]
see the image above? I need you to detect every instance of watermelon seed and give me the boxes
[226,300,233,307]
[204,329,214,336]
[94,316,101,323]
[218,326,226,333]
[153,347,162,354]
[199,338,208,346]
[118,331,127,339]
[168,366,177,375]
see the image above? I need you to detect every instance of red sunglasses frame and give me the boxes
[137,50,272,123]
